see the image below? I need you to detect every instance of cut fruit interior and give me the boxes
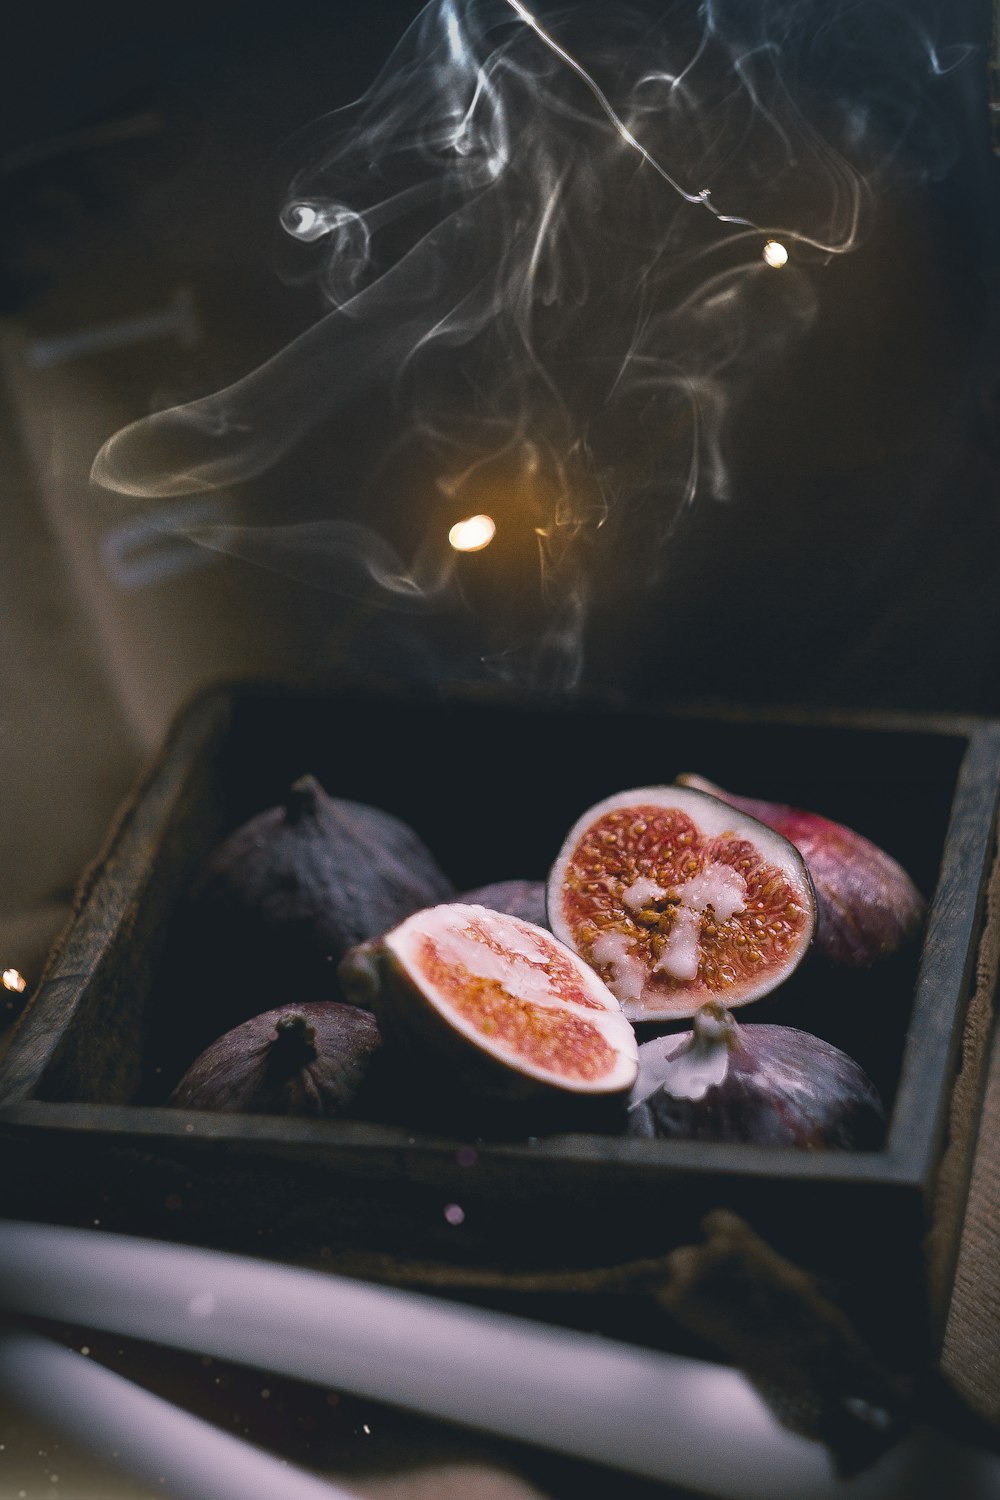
[548,786,816,1021]
[382,904,638,1096]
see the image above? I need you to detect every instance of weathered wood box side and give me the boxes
[1,681,997,1360]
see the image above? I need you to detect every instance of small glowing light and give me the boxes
[448,514,496,552]
[444,1202,466,1225]
[2,969,26,993]
[763,239,789,268]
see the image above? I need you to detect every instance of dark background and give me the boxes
[3,0,1000,717]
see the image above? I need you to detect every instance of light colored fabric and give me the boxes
[940,930,1000,1419]
[930,801,1000,1422]
[0,374,139,914]
[354,1463,552,1499]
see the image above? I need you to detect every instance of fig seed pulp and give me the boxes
[548,786,816,1021]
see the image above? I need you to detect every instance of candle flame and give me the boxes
[762,240,789,268]
[448,514,496,551]
[2,969,26,994]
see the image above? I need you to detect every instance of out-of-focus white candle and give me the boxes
[0,1330,361,1500]
[0,1219,834,1498]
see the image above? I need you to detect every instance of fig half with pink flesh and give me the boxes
[677,774,925,967]
[547,786,816,1021]
[339,904,638,1107]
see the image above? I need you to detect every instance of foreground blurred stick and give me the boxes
[0,1219,833,1499]
[0,1329,362,1500]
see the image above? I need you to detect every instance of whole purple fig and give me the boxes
[168,1001,383,1118]
[628,1001,884,1149]
[185,775,455,1027]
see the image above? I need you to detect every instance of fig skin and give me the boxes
[628,1001,885,1149]
[677,775,925,967]
[456,880,549,928]
[167,1001,384,1118]
[184,775,455,1026]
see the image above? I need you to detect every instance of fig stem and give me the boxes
[284,775,321,826]
[691,1001,739,1045]
[268,1013,319,1077]
[647,1003,737,1104]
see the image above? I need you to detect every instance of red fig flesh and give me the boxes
[548,786,816,1021]
[339,904,638,1104]
[628,1001,885,1148]
[168,1001,383,1118]
[677,775,925,967]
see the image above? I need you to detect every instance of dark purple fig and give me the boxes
[677,774,925,967]
[627,1001,884,1148]
[185,775,455,1027]
[456,880,549,928]
[168,1001,383,1118]
[548,785,816,1022]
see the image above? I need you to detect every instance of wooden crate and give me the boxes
[1,680,997,1360]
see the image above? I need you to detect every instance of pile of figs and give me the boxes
[165,769,926,1149]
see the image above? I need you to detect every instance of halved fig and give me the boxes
[548,786,816,1021]
[339,904,638,1107]
[677,774,925,967]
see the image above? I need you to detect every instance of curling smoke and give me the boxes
[90,0,974,687]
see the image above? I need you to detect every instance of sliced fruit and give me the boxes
[548,786,816,1021]
[339,903,638,1104]
[677,774,925,966]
